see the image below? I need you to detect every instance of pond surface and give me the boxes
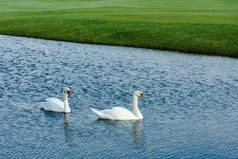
[0,35,238,158]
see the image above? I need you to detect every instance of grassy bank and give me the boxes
[0,0,238,57]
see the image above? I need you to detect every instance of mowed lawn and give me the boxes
[0,0,238,57]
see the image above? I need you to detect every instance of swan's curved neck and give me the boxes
[132,95,143,119]
[63,91,71,113]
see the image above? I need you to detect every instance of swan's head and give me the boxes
[134,90,145,100]
[64,87,72,98]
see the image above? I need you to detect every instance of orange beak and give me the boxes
[67,91,72,98]
[140,94,145,100]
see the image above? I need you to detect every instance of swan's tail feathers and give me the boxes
[90,107,102,118]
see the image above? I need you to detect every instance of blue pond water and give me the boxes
[0,35,238,158]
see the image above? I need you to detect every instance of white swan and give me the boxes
[91,90,145,120]
[41,87,72,113]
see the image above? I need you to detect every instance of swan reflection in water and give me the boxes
[64,113,70,129]
[95,119,152,158]
[41,111,73,143]
[132,121,144,150]
[63,113,74,144]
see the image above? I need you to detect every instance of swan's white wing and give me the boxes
[91,107,138,120]
[41,97,65,112]
[110,107,138,120]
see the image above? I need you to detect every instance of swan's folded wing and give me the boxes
[91,107,137,120]
[42,97,64,112]
[110,107,137,120]
[91,107,114,119]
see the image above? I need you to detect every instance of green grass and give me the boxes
[0,0,238,57]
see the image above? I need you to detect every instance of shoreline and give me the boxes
[1,33,236,59]
[1,0,237,58]
[1,32,238,59]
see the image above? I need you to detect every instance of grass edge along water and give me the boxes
[0,0,238,57]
